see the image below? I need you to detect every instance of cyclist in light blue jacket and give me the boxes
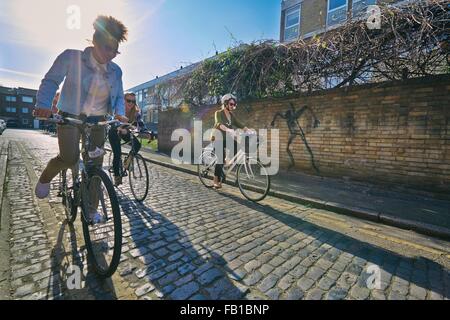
[33,15,129,223]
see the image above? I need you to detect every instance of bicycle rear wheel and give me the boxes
[128,154,149,202]
[198,150,217,188]
[106,151,123,182]
[60,169,78,224]
[81,167,122,278]
[237,158,271,202]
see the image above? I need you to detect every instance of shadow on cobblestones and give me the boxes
[115,189,247,300]
[219,192,450,300]
[48,221,119,299]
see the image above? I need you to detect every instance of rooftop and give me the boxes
[0,86,38,96]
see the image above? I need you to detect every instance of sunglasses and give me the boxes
[228,102,237,107]
[101,43,120,55]
[126,99,136,104]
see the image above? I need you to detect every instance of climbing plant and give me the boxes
[182,0,449,105]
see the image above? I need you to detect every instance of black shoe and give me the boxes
[114,176,122,186]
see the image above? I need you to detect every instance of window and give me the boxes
[149,109,158,123]
[352,0,376,19]
[6,107,16,113]
[22,119,29,125]
[22,108,29,113]
[143,89,148,104]
[21,96,34,103]
[327,0,348,27]
[137,90,143,105]
[5,96,16,102]
[284,5,301,42]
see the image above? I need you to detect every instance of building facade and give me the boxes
[0,86,38,129]
[127,62,201,134]
[280,0,408,42]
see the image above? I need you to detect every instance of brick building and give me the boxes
[280,0,412,42]
[0,86,38,129]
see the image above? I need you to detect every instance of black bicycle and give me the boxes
[44,115,123,278]
[106,124,150,202]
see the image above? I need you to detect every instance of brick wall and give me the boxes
[159,75,450,193]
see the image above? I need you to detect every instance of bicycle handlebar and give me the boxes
[36,115,120,127]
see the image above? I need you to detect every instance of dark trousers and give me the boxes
[108,126,142,177]
[214,137,238,182]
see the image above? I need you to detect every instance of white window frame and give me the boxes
[352,0,376,20]
[22,119,29,125]
[284,4,301,42]
[328,0,348,12]
[327,0,348,27]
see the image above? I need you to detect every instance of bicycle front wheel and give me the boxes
[237,158,271,202]
[81,167,122,278]
[128,154,149,202]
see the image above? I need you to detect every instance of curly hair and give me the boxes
[93,15,128,44]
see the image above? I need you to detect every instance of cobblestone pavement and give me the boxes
[0,129,449,300]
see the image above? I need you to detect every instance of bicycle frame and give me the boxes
[209,133,261,181]
[222,149,257,178]
[49,116,117,222]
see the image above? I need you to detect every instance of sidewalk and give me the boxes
[116,145,450,240]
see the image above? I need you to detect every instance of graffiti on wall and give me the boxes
[271,103,320,173]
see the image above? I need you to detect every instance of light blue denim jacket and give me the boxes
[35,47,125,116]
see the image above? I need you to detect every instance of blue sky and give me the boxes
[0,0,281,90]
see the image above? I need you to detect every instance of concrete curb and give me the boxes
[0,141,9,226]
[0,141,11,299]
[110,146,450,241]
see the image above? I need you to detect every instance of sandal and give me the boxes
[213,183,222,189]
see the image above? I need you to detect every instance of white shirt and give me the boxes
[81,51,110,116]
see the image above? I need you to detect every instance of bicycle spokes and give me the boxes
[98,183,109,221]
[237,160,270,202]
[128,155,149,202]
[243,160,256,180]
[198,151,217,188]
[82,171,121,277]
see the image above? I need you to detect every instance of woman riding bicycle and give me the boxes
[33,15,129,224]
[108,92,144,186]
[212,94,252,189]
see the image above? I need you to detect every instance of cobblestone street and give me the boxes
[0,129,449,300]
